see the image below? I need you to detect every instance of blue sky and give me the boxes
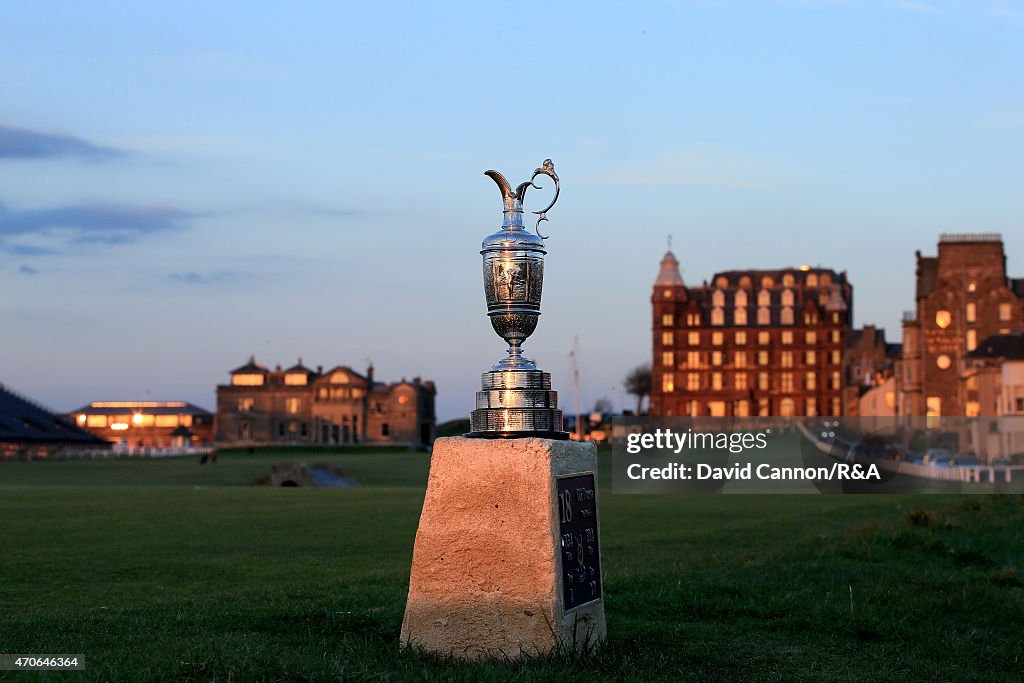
[1,1,1022,421]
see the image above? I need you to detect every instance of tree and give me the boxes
[623,364,652,415]
[592,396,613,415]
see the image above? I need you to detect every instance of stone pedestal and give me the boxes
[401,436,606,660]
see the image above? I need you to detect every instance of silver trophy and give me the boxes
[467,159,568,439]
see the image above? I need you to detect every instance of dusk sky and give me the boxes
[1,1,1022,421]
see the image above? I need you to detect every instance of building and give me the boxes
[1,383,108,458]
[215,358,436,447]
[842,324,900,416]
[67,401,214,447]
[898,234,1024,420]
[963,332,1024,462]
[649,249,852,417]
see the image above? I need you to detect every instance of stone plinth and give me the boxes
[400,436,606,660]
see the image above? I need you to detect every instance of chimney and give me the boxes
[367,363,374,385]
[317,365,323,375]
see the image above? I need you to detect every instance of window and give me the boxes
[807,397,817,416]
[735,290,748,307]
[758,331,770,345]
[807,273,819,287]
[832,371,841,389]
[966,303,976,323]
[712,332,723,346]
[711,307,725,325]
[806,350,816,364]
[967,329,977,351]
[736,400,750,417]
[712,351,723,366]
[734,307,748,325]
[687,351,701,368]
[154,415,177,428]
[1000,303,1012,321]
[687,313,701,326]
[382,423,390,437]
[831,350,841,364]
[758,398,770,416]
[86,415,107,427]
[735,331,747,345]
[780,398,795,417]
[781,331,793,344]
[232,373,264,386]
[735,351,747,368]
[735,373,748,390]
[661,313,674,327]
[687,373,700,390]
[286,397,301,414]
[662,351,674,367]
[832,397,842,416]
[781,351,793,368]
[806,331,817,344]
[831,330,840,343]
[757,307,771,325]
[780,307,794,325]
[285,373,307,386]
[781,373,794,392]
[712,373,723,390]
[662,373,675,393]
[804,312,817,324]
[712,290,725,307]
[1016,398,1024,413]
[781,289,794,306]
[758,373,770,390]
[688,331,700,345]
[806,372,816,390]
[662,331,674,346]
[238,397,254,412]
[758,350,770,366]
[758,290,771,307]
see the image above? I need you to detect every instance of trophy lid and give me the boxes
[480,160,559,254]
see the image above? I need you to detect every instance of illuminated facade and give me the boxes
[215,357,437,447]
[898,234,1024,419]
[67,401,214,447]
[649,250,852,417]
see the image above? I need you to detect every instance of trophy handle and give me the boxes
[529,159,559,239]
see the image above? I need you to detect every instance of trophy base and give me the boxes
[467,367,568,439]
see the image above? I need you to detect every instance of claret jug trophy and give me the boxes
[467,160,568,439]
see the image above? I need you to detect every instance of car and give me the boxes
[921,448,955,467]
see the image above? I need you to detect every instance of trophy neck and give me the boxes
[501,208,524,229]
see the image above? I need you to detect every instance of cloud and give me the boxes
[18,264,38,275]
[0,201,195,254]
[0,124,123,160]
[168,270,247,286]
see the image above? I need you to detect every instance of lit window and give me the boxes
[759,373,770,390]
[966,303,976,323]
[781,289,794,306]
[781,373,794,392]
[712,351,722,366]
[758,331,770,345]
[806,331,817,344]
[285,373,308,386]
[238,397,254,412]
[663,351,675,367]
[832,397,842,416]
[712,290,725,307]
[806,350,816,364]
[735,351,747,368]
[758,398,770,416]
[688,313,701,326]
[781,351,793,368]
[759,350,769,365]
[687,373,700,390]
[155,415,178,428]
[286,398,301,414]
[735,373,748,390]
[662,373,675,393]
[966,330,977,351]
[734,307,748,325]
[711,307,725,326]
[736,331,747,344]
[687,351,701,368]
[688,331,700,345]
[712,332,723,346]
[806,372,816,390]
[735,290,748,307]
[712,373,722,390]
[831,330,841,343]
[662,331,674,346]
[780,307,794,325]
[757,307,771,325]
[807,397,817,416]
[832,371,841,389]
[662,313,674,327]
[1000,303,1012,321]
[781,331,793,344]
[232,373,264,386]
[780,398,795,417]
[86,415,108,428]
[832,350,841,364]
[807,273,819,288]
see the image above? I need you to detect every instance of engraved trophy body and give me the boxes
[467,160,568,439]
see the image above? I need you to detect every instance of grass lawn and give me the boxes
[1,448,1023,681]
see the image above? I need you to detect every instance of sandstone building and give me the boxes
[898,234,1024,420]
[68,401,214,447]
[649,249,854,417]
[215,358,436,447]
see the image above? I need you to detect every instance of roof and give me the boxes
[230,355,267,374]
[967,333,1024,361]
[654,250,684,286]
[0,383,108,445]
[70,401,212,417]
[285,358,316,375]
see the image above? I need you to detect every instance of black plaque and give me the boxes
[556,472,602,611]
